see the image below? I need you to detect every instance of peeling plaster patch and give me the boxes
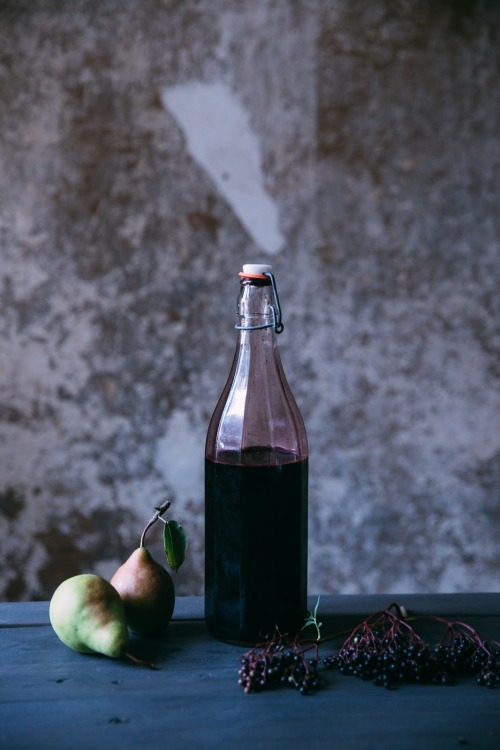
[154,410,203,504]
[162,81,284,254]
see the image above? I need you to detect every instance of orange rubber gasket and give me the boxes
[238,271,268,280]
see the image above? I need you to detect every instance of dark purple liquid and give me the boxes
[205,454,308,644]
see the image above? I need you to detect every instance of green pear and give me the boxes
[110,546,175,637]
[49,574,129,658]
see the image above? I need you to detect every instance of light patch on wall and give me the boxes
[162,81,284,255]
[1,256,49,299]
[154,409,203,504]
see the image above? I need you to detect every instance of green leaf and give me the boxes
[163,519,188,572]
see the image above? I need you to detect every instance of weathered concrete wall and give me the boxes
[0,0,499,601]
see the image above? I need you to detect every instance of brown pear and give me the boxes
[110,546,175,637]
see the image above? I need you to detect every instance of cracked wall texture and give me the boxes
[0,0,499,601]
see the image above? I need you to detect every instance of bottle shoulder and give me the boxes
[205,344,308,462]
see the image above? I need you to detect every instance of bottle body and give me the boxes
[205,269,308,644]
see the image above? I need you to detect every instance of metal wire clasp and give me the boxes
[235,271,284,334]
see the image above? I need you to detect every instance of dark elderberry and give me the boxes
[238,633,323,695]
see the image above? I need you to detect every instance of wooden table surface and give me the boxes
[1,594,499,750]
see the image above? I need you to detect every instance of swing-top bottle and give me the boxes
[205,263,308,644]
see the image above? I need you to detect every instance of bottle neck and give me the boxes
[237,278,275,332]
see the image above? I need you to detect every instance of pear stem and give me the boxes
[140,499,171,548]
[124,652,159,670]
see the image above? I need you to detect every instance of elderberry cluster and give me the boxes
[324,607,442,689]
[238,636,323,695]
[421,622,500,689]
[323,606,500,690]
[435,623,500,688]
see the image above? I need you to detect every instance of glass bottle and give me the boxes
[205,263,308,644]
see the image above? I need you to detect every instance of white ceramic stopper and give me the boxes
[242,263,273,275]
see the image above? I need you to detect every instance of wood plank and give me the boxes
[2,593,499,627]
[0,596,203,627]
[309,592,500,618]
